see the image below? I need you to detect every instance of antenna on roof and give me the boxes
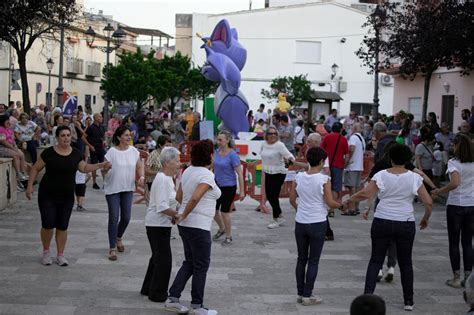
[249,0,252,10]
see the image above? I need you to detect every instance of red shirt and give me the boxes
[321,132,349,169]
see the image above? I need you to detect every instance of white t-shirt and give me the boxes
[75,170,86,184]
[295,172,329,224]
[145,172,177,227]
[346,133,365,171]
[432,150,444,176]
[254,111,268,123]
[104,146,140,195]
[372,170,423,222]
[294,126,305,144]
[178,166,221,231]
[260,141,294,174]
[446,159,474,206]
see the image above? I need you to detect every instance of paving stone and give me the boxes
[0,185,468,315]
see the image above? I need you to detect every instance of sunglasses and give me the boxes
[267,132,277,135]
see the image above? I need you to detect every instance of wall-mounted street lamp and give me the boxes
[85,23,125,126]
[331,63,339,80]
[46,58,54,107]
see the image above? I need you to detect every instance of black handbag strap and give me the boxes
[330,134,341,168]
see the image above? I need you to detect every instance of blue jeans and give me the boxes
[295,221,326,297]
[105,191,133,249]
[169,226,212,308]
[364,218,415,304]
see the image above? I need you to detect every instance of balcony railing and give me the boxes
[66,58,84,74]
[85,61,102,77]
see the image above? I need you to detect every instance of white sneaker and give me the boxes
[41,251,52,266]
[276,217,286,225]
[267,220,280,229]
[302,295,323,306]
[164,299,189,314]
[377,269,383,282]
[190,308,218,315]
[385,267,394,282]
[56,255,69,266]
[404,304,414,311]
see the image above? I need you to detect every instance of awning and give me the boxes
[310,90,343,101]
[122,26,173,39]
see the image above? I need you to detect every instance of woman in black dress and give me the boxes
[26,125,111,266]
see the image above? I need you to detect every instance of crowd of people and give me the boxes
[0,99,473,314]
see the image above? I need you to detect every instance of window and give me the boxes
[295,41,321,64]
[408,97,422,122]
[350,102,373,116]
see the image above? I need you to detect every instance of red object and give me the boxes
[234,144,248,155]
[321,132,349,169]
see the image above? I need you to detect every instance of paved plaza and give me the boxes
[0,181,468,315]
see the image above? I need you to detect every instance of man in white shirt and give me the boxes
[343,123,365,214]
[254,104,268,124]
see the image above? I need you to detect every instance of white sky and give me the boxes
[84,0,265,41]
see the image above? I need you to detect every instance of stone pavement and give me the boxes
[0,181,468,315]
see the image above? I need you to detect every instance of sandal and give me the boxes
[117,238,125,252]
[212,230,226,241]
[108,249,117,261]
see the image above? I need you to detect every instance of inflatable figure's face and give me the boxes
[200,19,247,71]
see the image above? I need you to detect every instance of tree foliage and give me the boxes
[357,0,474,121]
[260,74,312,106]
[153,51,192,113]
[0,0,79,113]
[102,51,217,113]
[102,49,157,110]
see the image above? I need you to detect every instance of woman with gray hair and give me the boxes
[212,130,245,246]
[141,146,182,302]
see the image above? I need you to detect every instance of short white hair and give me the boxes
[373,122,387,133]
[307,132,321,144]
[159,147,180,166]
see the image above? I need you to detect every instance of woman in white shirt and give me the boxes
[104,126,144,261]
[140,147,181,303]
[343,143,432,311]
[261,126,295,229]
[432,134,474,288]
[289,147,341,306]
[165,140,221,315]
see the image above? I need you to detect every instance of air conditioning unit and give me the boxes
[380,74,393,86]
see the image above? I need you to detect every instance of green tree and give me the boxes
[0,0,79,113]
[187,67,218,101]
[152,51,192,113]
[260,74,312,106]
[359,1,473,122]
[102,49,156,111]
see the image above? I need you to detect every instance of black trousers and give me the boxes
[264,173,286,219]
[364,218,416,304]
[446,205,473,272]
[141,226,172,302]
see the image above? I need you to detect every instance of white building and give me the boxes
[176,1,394,117]
[0,0,172,114]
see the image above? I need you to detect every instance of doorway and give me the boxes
[441,95,454,130]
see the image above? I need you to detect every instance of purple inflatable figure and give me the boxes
[199,19,249,138]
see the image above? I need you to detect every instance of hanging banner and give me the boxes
[62,91,78,117]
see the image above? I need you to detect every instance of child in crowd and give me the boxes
[146,135,156,152]
[75,170,87,211]
[432,141,444,187]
